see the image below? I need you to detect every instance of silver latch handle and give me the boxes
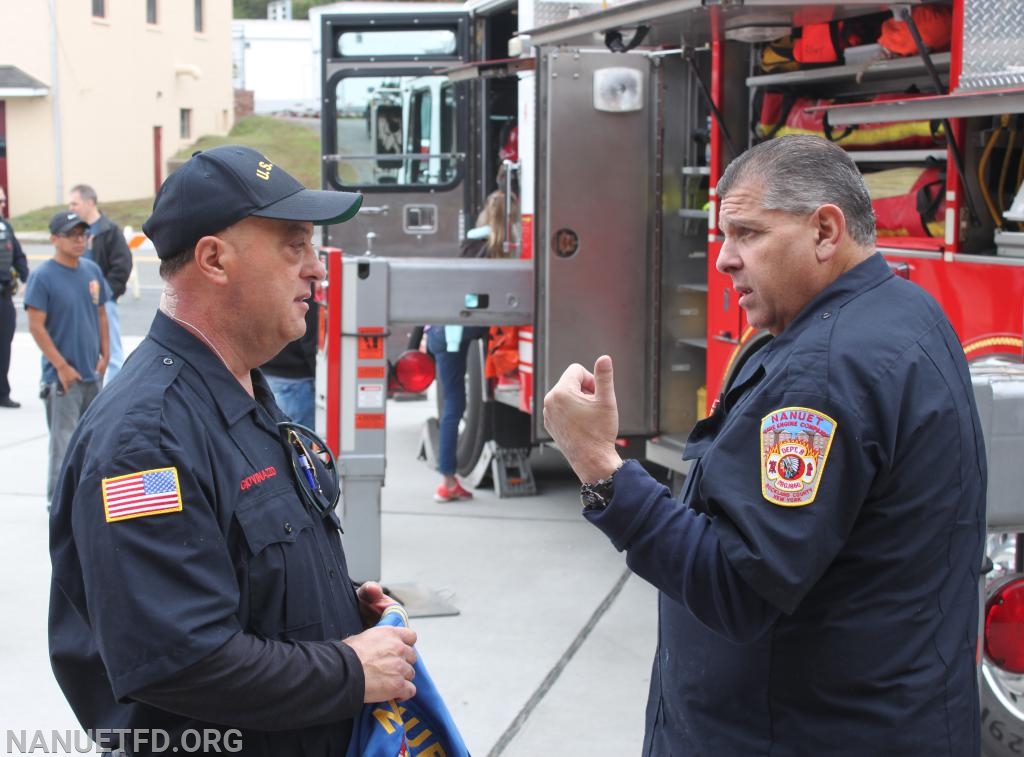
[502,160,521,255]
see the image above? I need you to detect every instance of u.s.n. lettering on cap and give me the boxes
[142,145,363,260]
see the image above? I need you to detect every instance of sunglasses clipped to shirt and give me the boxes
[276,422,341,522]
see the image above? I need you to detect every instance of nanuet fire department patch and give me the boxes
[760,406,836,507]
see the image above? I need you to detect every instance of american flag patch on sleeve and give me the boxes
[102,467,183,522]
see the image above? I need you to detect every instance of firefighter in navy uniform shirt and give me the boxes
[545,135,986,755]
[0,188,30,408]
[49,146,420,757]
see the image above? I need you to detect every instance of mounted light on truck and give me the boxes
[390,350,435,394]
[593,67,643,113]
[985,576,1024,674]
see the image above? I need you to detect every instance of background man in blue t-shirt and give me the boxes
[24,211,109,501]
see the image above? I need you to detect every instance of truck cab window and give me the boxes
[332,74,458,189]
[335,29,457,58]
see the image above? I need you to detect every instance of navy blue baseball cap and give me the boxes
[49,211,89,236]
[142,145,363,260]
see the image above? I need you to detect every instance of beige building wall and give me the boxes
[1,0,233,216]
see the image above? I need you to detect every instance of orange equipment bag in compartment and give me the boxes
[756,91,945,150]
[864,165,946,238]
[879,5,953,57]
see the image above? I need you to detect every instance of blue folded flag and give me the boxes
[346,605,471,757]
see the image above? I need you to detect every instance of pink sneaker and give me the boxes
[434,481,473,502]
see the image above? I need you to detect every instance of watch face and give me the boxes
[581,479,614,510]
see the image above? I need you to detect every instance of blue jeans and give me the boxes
[104,301,124,385]
[266,375,315,429]
[426,326,486,476]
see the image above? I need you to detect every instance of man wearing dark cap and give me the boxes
[23,211,108,500]
[49,146,417,756]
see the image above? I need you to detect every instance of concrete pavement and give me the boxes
[0,329,657,756]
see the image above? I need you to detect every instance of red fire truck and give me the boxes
[317,0,1024,750]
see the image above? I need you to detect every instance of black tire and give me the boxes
[435,340,487,477]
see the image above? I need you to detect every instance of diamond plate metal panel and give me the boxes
[959,0,1024,91]
[534,0,607,30]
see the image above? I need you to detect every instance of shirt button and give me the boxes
[283,521,293,534]
[163,357,174,365]
[821,312,832,320]
[328,568,336,578]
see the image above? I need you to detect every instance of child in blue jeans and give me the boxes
[427,191,518,501]
[426,324,488,501]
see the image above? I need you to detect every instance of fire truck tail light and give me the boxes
[390,350,435,394]
[985,576,1024,674]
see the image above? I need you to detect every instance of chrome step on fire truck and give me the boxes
[314,0,1024,751]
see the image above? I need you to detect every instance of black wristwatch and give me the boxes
[580,463,623,511]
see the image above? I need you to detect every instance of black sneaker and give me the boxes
[0,397,21,408]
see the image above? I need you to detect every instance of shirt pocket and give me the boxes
[235,488,326,639]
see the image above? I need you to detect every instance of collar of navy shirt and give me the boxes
[148,310,284,431]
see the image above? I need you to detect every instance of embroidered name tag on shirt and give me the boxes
[102,467,183,522]
[240,466,278,491]
[760,407,836,507]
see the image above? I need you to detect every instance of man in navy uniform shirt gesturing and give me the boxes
[49,146,419,756]
[544,135,986,755]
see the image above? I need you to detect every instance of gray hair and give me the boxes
[717,135,876,247]
[70,184,98,204]
[159,247,194,279]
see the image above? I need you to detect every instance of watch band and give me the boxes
[580,462,624,511]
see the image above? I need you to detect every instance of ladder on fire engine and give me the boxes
[418,422,537,498]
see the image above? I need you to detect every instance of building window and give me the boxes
[194,0,204,33]
[92,0,105,18]
[180,109,192,139]
[268,1,293,21]
[146,0,158,24]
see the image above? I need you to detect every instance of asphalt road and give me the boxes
[16,241,163,336]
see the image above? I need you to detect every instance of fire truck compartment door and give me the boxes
[535,50,657,441]
[320,11,471,259]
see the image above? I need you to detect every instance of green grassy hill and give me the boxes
[9,116,320,232]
